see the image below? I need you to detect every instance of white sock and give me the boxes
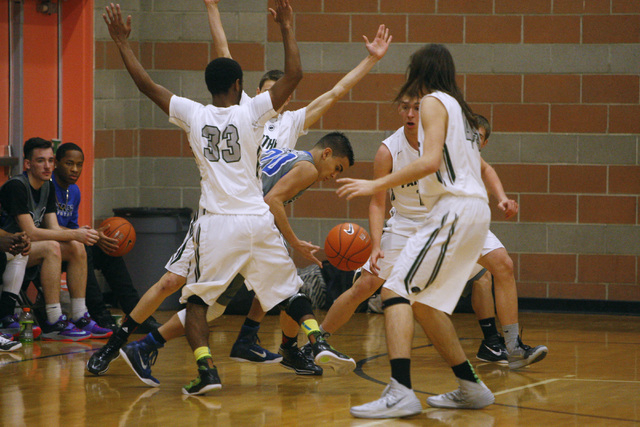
[46,303,63,324]
[502,323,520,353]
[71,298,88,321]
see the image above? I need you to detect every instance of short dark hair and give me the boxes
[315,132,355,166]
[24,137,53,160]
[475,114,491,139]
[259,69,284,90]
[55,142,83,162]
[205,57,243,96]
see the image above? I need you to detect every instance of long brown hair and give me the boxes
[395,44,477,129]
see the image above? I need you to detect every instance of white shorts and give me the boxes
[467,229,506,279]
[175,211,303,312]
[383,196,490,314]
[362,214,423,280]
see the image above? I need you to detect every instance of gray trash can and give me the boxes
[113,207,193,310]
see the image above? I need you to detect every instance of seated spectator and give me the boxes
[0,137,109,340]
[53,142,160,332]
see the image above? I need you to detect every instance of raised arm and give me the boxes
[103,4,173,115]
[204,0,232,59]
[267,0,303,112]
[303,25,392,130]
[480,157,518,219]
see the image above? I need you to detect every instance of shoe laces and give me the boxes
[145,348,158,368]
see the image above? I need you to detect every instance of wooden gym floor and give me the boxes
[1,310,639,426]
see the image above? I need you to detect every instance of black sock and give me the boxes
[0,292,19,319]
[478,317,499,340]
[151,328,166,345]
[390,358,412,389]
[281,333,298,349]
[452,360,480,383]
[115,315,140,341]
[243,318,260,329]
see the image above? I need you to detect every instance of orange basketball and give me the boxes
[324,222,372,271]
[99,217,136,257]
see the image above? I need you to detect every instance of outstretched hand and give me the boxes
[269,0,293,27]
[336,178,380,200]
[363,24,392,60]
[103,3,132,45]
[293,240,322,268]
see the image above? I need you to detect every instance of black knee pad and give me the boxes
[187,295,208,306]
[381,296,410,310]
[284,293,313,323]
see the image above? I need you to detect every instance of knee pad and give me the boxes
[187,295,208,306]
[283,292,313,324]
[381,296,410,310]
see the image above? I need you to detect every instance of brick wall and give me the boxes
[94,1,640,303]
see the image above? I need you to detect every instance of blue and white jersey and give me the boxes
[260,148,314,204]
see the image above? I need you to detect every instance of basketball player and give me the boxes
[118,135,355,387]
[338,44,495,417]
[205,0,392,365]
[313,111,547,370]
[94,2,353,395]
[0,137,97,341]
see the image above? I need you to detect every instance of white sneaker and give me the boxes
[350,378,422,419]
[426,378,494,409]
[0,333,21,352]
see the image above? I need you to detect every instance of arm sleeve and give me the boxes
[169,95,202,132]
[247,92,277,129]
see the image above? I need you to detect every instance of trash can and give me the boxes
[113,207,193,310]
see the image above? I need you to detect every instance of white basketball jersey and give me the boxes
[418,91,487,208]
[169,92,276,215]
[240,91,307,151]
[382,127,428,221]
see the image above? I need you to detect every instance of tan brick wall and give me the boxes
[94,0,640,302]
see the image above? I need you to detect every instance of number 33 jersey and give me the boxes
[169,92,276,215]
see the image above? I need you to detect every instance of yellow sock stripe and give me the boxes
[301,319,320,336]
[194,346,211,361]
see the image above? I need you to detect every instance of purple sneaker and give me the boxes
[41,314,91,342]
[73,313,113,339]
[1,314,42,340]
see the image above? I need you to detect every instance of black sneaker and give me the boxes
[86,336,126,375]
[182,365,222,396]
[229,335,282,364]
[476,335,508,364]
[508,337,548,369]
[279,344,323,376]
[311,338,355,375]
[92,310,118,332]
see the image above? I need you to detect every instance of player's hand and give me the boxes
[497,198,518,219]
[103,3,132,45]
[270,0,292,27]
[364,24,392,60]
[0,232,24,255]
[293,240,322,268]
[369,247,384,276]
[96,225,120,254]
[17,232,31,256]
[76,226,100,246]
[336,178,379,200]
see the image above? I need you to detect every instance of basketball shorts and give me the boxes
[176,211,303,312]
[383,196,490,314]
[362,214,423,280]
[466,229,506,279]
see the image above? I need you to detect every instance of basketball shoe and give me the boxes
[476,335,508,364]
[182,364,222,396]
[508,337,548,369]
[92,310,118,332]
[229,334,282,364]
[350,378,422,418]
[312,338,356,375]
[41,314,91,341]
[0,314,42,340]
[73,312,113,339]
[120,340,160,387]
[279,343,323,375]
[0,332,22,352]
[86,335,125,375]
[426,378,495,409]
